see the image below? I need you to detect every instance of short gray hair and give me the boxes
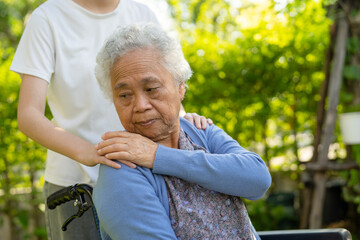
[95,23,192,100]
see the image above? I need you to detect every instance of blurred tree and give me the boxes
[0,0,47,239]
[169,0,330,162]
[338,0,360,235]
[2,0,359,237]
[167,0,331,230]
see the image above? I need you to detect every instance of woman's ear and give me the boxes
[179,82,185,101]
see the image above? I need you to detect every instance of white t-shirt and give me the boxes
[10,0,159,186]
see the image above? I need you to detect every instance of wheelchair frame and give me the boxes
[47,184,352,240]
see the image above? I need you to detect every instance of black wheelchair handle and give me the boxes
[46,184,93,210]
[47,185,76,209]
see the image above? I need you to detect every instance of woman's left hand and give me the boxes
[183,113,213,130]
[96,131,158,169]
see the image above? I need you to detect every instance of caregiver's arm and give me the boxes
[17,75,123,169]
[153,121,272,200]
[93,164,177,240]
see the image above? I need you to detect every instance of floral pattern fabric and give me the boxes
[163,130,256,240]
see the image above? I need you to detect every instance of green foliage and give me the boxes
[166,0,357,230]
[341,32,360,112]
[346,37,359,55]
[343,64,360,81]
[246,194,298,231]
[2,0,358,236]
[0,0,47,238]
[338,5,360,219]
[169,0,331,191]
[342,145,360,212]
[0,56,47,239]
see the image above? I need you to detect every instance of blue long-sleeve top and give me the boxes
[93,117,271,239]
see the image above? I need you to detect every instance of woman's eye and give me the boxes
[147,87,158,92]
[119,93,129,98]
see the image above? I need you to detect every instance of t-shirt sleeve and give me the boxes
[10,9,55,82]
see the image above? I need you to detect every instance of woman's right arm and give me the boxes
[17,74,122,169]
[93,164,177,239]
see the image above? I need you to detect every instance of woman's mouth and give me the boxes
[137,119,156,127]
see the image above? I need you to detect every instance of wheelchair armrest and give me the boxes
[258,228,352,240]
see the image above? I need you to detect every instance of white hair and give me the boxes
[95,23,192,100]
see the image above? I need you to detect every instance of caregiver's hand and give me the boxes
[96,131,158,169]
[183,112,213,130]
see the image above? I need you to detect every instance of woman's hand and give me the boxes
[183,112,213,130]
[96,131,158,169]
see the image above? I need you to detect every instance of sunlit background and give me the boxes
[1,0,360,239]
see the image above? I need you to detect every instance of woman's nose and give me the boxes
[133,93,152,112]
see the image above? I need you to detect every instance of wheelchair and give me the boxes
[47,184,352,240]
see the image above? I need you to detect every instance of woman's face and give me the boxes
[110,48,185,143]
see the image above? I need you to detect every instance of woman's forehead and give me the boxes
[110,49,172,84]
[112,49,159,73]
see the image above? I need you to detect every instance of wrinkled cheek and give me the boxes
[161,117,177,132]
[167,106,180,121]
[116,107,132,131]
[119,116,134,132]
[124,124,137,133]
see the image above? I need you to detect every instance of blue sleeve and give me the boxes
[93,164,177,240]
[153,121,271,200]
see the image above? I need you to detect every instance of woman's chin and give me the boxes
[134,128,161,140]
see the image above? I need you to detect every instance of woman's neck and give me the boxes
[155,125,181,149]
[72,0,120,14]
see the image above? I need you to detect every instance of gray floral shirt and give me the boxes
[163,130,257,240]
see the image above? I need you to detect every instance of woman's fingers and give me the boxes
[96,151,136,169]
[117,160,137,169]
[96,141,128,156]
[96,131,157,169]
[99,156,122,169]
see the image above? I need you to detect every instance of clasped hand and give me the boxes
[95,131,158,169]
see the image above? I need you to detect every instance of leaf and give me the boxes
[347,37,359,54]
[343,64,360,80]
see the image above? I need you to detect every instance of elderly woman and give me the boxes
[93,23,271,240]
